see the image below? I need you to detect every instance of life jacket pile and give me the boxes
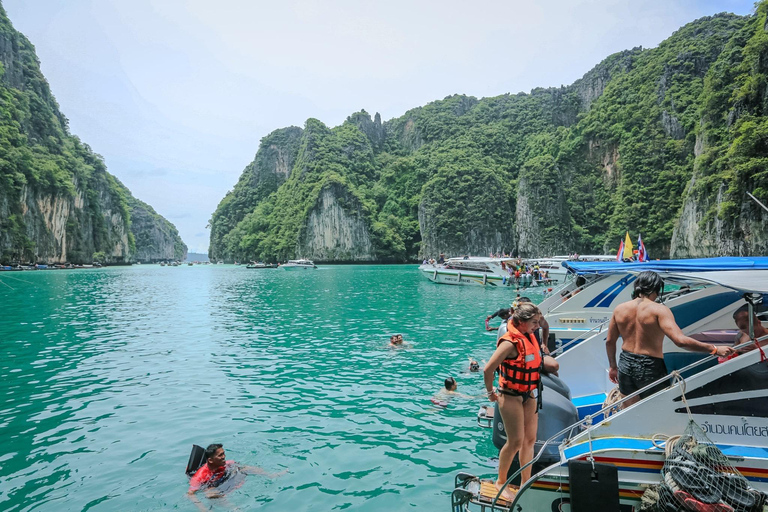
[497,319,543,396]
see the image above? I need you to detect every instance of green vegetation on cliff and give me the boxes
[210,5,767,262]
[0,3,186,263]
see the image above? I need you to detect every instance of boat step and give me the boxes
[452,474,514,511]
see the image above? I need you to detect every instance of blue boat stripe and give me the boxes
[596,276,636,308]
[571,393,606,407]
[584,276,635,308]
[564,437,768,461]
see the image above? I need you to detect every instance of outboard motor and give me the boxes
[490,390,579,484]
[541,373,570,400]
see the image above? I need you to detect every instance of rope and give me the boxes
[651,433,682,457]
[670,371,692,420]
[602,386,622,418]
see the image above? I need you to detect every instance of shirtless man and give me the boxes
[606,271,734,407]
[733,304,768,352]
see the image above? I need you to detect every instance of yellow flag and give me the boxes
[622,232,634,260]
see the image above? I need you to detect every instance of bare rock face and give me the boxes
[671,183,768,258]
[296,183,375,261]
[10,180,131,263]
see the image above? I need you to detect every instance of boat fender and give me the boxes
[457,272,461,281]
[483,274,487,286]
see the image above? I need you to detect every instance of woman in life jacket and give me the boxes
[483,302,543,500]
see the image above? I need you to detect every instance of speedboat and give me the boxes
[453,266,768,511]
[542,257,768,348]
[246,262,278,269]
[419,257,527,287]
[280,259,317,270]
[528,255,616,283]
[548,257,768,416]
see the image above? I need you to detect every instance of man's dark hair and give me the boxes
[632,271,664,299]
[519,297,532,303]
[733,304,750,319]
[205,443,223,461]
[444,377,456,390]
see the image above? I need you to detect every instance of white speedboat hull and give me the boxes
[420,266,510,287]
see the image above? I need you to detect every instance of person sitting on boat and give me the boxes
[561,276,586,301]
[486,307,511,325]
[483,303,543,500]
[437,254,445,264]
[606,271,735,408]
[733,304,768,353]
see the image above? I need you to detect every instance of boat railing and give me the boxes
[487,334,768,509]
[544,280,587,316]
[548,320,609,357]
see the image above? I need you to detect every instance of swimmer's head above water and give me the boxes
[469,359,480,372]
[205,443,226,469]
[444,377,457,391]
[390,334,402,345]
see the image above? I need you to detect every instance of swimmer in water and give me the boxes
[469,359,480,372]
[388,334,411,348]
[188,444,285,511]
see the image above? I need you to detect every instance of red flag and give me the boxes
[616,238,625,261]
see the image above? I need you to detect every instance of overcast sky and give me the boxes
[3,0,756,253]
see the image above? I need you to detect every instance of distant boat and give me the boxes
[246,262,278,269]
[188,262,193,266]
[217,261,224,265]
[280,259,317,270]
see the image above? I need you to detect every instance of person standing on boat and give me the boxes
[606,271,735,407]
[483,303,542,499]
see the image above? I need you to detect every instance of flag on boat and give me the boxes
[616,238,625,261]
[622,232,634,261]
[637,234,648,262]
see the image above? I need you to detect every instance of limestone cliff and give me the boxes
[296,183,375,261]
[671,5,768,258]
[208,126,303,262]
[0,3,185,264]
[124,188,187,263]
[210,9,765,262]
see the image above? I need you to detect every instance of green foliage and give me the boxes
[209,7,768,260]
[0,5,185,263]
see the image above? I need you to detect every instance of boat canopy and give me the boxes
[562,256,768,275]
[663,270,768,294]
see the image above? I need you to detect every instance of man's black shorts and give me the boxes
[617,351,669,399]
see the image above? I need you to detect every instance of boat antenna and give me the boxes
[746,191,768,214]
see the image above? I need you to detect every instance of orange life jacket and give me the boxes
[497,320,542,394]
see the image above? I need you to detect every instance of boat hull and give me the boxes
[508,445,768,511]
[420,266,508,287]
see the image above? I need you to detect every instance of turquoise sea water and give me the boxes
[0,265,545,511]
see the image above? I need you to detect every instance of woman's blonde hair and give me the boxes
[512,302,540,324]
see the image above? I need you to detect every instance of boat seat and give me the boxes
[689,330,740,344]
